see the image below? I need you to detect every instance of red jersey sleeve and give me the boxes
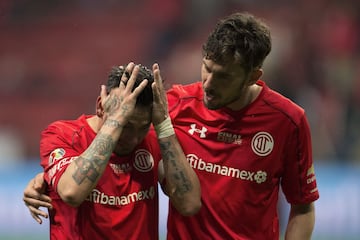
[40,121,86,192]
[281,113,319,204]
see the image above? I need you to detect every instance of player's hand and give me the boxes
[151,63,169,125]
[23,172,53,224]
[100,62,149,127]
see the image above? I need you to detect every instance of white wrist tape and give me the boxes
[154,117,175,139]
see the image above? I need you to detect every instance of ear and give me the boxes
[96,96,104,118]
[248,68,263,85]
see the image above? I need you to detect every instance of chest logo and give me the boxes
[133,149,154,172]
[188,124,207,138]
[251,132,274,156]
[110,163,132,174]
[217,132,242,144]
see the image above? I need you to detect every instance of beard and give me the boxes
[203,85,246,110]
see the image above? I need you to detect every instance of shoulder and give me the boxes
[41,115,88,139]
[259,81,306,125]
[167,82,202,96]
[40,115,92,163]
[167,82,202,110]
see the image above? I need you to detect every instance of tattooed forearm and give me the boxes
[72,133,115,185]
[159,141,193,195]
[73,156,101,184]
[85,133,115,158]
[173,172,192,194]
[159,141,176,164]
[104,119,123,129]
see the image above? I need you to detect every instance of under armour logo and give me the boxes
[188,124,207,138]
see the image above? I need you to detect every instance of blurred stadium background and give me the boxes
[0,0,359,239]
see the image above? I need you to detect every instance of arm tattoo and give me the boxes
[104,119,123,129]
[159,141,192,195]
[73,156,101,184]
[73,133,114,185]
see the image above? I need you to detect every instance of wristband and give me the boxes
[154,117,175,139]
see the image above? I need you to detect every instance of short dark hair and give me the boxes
[203,12,271,72]
[106,65,154,106]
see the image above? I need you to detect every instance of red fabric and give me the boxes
[166,81,319,239]
[40,115,161,240]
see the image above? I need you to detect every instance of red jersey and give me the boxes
[40,115,161,240]
[166,81,319,239]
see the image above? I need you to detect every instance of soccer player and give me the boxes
[164,12,319,240]
[23,63,201,239]
[24,11,319,240]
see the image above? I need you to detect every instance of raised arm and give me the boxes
[152,63,201,216]
[57,64,149,207]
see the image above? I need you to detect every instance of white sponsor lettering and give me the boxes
[110,163,132,174]
[86,186,155,206]
[217,132,242,144]
[187,153,267,184]
[48,157,76,182]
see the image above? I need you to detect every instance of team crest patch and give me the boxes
[49,148,66,165]
[133,149,154,172]
[251,132,274,156]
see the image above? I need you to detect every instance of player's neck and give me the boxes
[227,84,262,111]
[87,115,102,133]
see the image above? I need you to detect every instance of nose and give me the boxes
[203,73,214,90]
